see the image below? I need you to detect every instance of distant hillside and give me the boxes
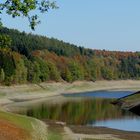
[0,27,140,85]
[0,27,95,57]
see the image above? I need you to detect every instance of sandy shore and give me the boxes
[0,80,140,140]
[0,80,140,108]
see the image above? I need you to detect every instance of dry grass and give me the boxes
[0,119,30,140]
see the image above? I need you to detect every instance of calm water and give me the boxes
[63,90,133,99]
[19,90,140,132]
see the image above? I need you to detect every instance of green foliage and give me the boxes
[0,35,12,48]
[27,61,41,83]
[68,61,84,81]
[0,49,15,78]
[47,61,60,81]
[35,58,50,82]
[48,129,63,140]
[0,27,140,85]
[86,59,97,81]
[13,56,27,84]
[0,0,58,30]
[0,27,94,57]
[101,67,114,80]
[0,68,5,82]
[61,68,72,82]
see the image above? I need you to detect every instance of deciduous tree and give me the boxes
[0,0,58,30]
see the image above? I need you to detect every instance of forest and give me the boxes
[0,27,140,85]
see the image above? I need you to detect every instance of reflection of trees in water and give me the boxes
[26,98,132,125]
[130,104,140,116]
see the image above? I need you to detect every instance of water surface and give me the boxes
[19,90,140,132]
[63,90,133,99]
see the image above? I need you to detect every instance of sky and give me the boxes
[1,0,140,52]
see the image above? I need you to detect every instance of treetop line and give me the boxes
[0,27,140,85]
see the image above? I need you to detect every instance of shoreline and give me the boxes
[42,119,140,140]
[0,80,140,140]
[0,80,140,108]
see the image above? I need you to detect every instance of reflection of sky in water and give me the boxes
[63,91,134,99]
[21,90,140,132]
[64,90,140,132]
[92,117,140,132]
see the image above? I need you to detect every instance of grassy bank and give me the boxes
[113,91,140,116]
[0,109,48,140]
[0,80,140,140]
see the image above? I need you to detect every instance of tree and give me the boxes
[27,61,41,83]
[35,57,50,81]
[0,49,15,78]
[13,55,27,84]
[0,35,12,48]
[61,67,72,82]
[0,69,5,82]
[68,61,84,81]
[0,0,58,30]
[47,61,60,81]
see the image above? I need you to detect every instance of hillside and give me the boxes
[0,27,140,85]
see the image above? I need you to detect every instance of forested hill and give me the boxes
[0,27,140,85]
[0,27,94,57]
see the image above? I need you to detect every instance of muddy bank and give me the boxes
[1,80,140,110]
[69,125,140,140]
[42,119,140,140]
[112,91,140,116]
[0,80,140,140]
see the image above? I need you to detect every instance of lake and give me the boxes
[19,90,140,132]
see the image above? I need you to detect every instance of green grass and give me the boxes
[0,110,49,140]
[48,130,63,140]
[0,110,35,131]
[123,93,140,102]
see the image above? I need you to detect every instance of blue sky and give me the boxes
[1,0,140,51]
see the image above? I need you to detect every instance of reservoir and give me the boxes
[18,90,140,132]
